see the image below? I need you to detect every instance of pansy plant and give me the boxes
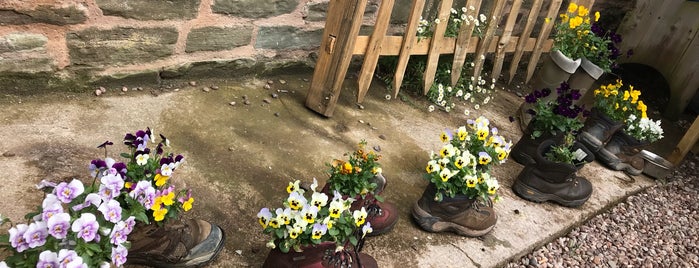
[258,179,372,254]
[0,128,193,267]
[424,116,512,201]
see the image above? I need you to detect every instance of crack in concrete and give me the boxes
[449,242,481,268]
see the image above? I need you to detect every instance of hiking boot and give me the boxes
[596,130,646,175]
[262,242,378,268]
[127,219,226,268]
[511,122,563,166]
[512,139,593,207]
[412,183,496,237]
[578,108,624,152]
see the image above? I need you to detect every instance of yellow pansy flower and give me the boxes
[568,3,578,13]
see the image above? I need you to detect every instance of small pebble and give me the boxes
[121,86,128,92]
[279,79,287,84]
[357,103,365,109]
[271,93,279,98]
[202,87,211,92]
[242,95,248,100]
[3,151,16,157]
[267,80,274,85]
[228,147,234,151]
[99,86,107,93]
[211,85,219,90]
[244,100,251,105]
[235,250,242,255]
[229,101,236,106]
[95,89,102,96]
[264,84,271,90]
[358,120,365,124]
[137,87,143,91]
[378,134,386,140]
[278,89,288,93]
[373,146,381,152]
[263,98,271,104]
[189,81,197,86]
[174,88,180,92]
[303,78,309,82]
[274,112,280,117]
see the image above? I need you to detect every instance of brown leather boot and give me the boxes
[126,219,225,268]
[411,184,496,237]
[262,242,378,268]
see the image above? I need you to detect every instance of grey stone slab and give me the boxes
[96,0,200,20]
[212,0,299,19]
[0,33,48,53]
[0,5,87,25]
[67,27,178,67]
[185,26,253,52]
[255,26,323,50]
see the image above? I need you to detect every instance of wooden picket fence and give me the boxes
[306,0,596,117]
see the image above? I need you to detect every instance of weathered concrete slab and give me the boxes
[0,73,658,267]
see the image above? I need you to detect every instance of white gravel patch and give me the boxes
[507,154,699,268]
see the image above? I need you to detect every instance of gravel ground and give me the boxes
[506,153,699,268]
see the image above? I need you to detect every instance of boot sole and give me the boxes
[596,148,643,176]
[411,201,494,237]
[512,180,590,207]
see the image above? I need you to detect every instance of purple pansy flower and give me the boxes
[41,194,63,222]
[54,179,84,203]
[109,221,130,245]
[72,193,103,211]
[98,199,123,223]
[9,224,29,252]
[58,249,87,268]
[37,250,59,268]
[24,221,48,249]
[99,173,124,200]
[111,244,129,267]
[71,213,99,242]
[47,212,71,239]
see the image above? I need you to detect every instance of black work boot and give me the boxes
[578,108,624,152]
[512,139,593,207]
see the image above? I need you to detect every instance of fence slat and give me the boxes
[492,0,523,83]
[472,0,507,86]
[357,0,396,103]
[423,0,454,94]
[305,0,368,117]
[393,0,426,98]
[508,0,544,84]
[450,0,483,86]
[525,0,563,84]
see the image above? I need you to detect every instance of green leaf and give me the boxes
[120,153,132,159]
[349,236,358,246]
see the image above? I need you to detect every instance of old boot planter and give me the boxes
[263,242,378,268]
[520,50,582,129]
[412,183,497,237]
[567,57,605,107]
[511,121,563,166]
[513,139,593,207]
[416,117,511,237]
[596,130,647,176]
[322,173,399,237]
[127,219,226,268]
[579,108,624,152]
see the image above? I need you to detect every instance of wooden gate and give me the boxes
[306,0,596,117]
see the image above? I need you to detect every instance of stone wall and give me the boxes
[0,0,630,92]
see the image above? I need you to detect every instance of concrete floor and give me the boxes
[0,73,661,267]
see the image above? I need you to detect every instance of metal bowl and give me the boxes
[640,150,674,180]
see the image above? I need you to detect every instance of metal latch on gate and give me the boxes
[325,35,337,54]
